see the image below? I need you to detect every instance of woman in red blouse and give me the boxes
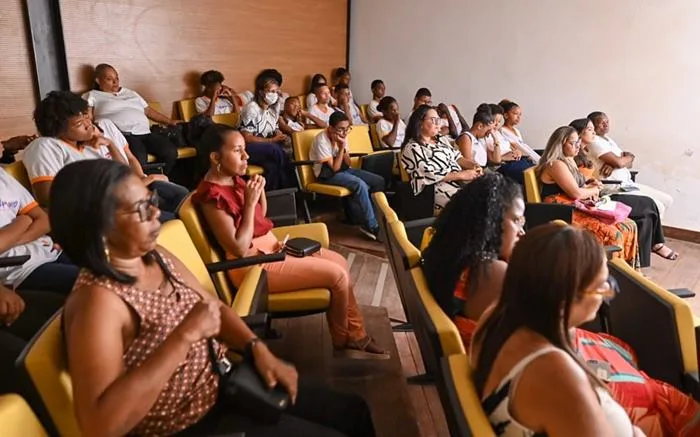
[193,124,388,360]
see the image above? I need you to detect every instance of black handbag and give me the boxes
[284,237,321,258]
[151,123,188,147]
[207,340,290,424]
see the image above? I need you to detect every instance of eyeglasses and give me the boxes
[334,126,353,135]
[120,191,159,222]
[581,276,619,300]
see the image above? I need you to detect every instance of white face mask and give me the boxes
[264,92,279,105]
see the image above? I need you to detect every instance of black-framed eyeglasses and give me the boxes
[121,190,159,222]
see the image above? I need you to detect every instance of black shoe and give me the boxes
[359,226,378,241]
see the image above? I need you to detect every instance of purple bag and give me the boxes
[573,199,632,225]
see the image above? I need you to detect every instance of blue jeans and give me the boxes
[150,180,189,214]
[18,252,79,296]
[320,168,383,230]
[497,159,535,186]
[246,141,293,190]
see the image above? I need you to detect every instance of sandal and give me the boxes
[653,244,679,261]
[334,336,390,360]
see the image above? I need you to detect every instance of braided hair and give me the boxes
[422,173,522,317]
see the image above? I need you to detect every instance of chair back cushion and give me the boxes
[0,394,49,437]
[523,167,541,203]
[178,98,197,122]
[291,129,323,189]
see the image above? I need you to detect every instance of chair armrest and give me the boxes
[0,255,30,268]
[206,252,285,273]
[404,217,436,230]
[630,170,638,182]
[669,288,696,299]
[604,245,622,260]
[290,160,316,166]
[241,313,269,330]
[142,162,165,174]
[266,188,298,198]
[349,152,368,157]
[601,180,623,185]
[271,223,330,248]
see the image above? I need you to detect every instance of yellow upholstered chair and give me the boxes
[2,161,31,190]
[293,95,306,110]
[523,167,541,203]
[345,125,393,169]
[291,129,351,198]
[369,123,381,150]
[177,194,331,317]
[212,112,240,127]
[607,258,700,395]
[156,219,267,316]
[0,394,49,437]
[16,313,79,437]
[177,98,197,122]
[359,104,368,121]
[439,355,496,437]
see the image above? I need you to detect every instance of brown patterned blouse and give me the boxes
[73,252,226,436]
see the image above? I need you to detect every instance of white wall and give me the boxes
[350,0,700,231]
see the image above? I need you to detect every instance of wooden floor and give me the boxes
[647,238,700,314]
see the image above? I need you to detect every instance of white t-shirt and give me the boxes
[0,168,60,287]
[195,96,234,115]
[367,99,381,120]
[310,130,345,177]
[239,100,279,138]
[588,135,633,183]
[334,105,365,126]
[83,88,151,135]
[96,119,130,161]
[376,119,406,149]
[282,117,304,132]
[23,137,103,185]
[308,105,336,126]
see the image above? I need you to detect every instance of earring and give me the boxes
[102,236,111,262]
[216,163,222,174]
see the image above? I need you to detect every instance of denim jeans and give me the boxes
[18,252,79,296]
[320,168,383,230]
[246,141,293,190]
[150,180,189,214]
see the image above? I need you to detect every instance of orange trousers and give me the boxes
[229,248,367,348]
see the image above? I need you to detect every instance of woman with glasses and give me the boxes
[535,126,640,268]
[400,105,482,213]
[50,159,379,437]
[310,112,385,240]
[468,223,699,437]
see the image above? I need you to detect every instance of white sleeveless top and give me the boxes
[462,131,488,167]
[481,347,634,437]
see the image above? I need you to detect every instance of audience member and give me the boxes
[278,97,324,155]
[95,118,189,220]
[334,84,367,126]
[306,73,334,109]
[84,64,179,174]
[194,124,388,360]
[0,134,36,163]
[405,88,433,123]
[307,84,336,128]
[498,100,541,162]
[239,70,292,190]
[195,70,239,116]
[483,103,534,185]
[310,112,383,239]
[470,224,644,436]
[535,126,640,268]
[366,80,385,123]
[401,105,481,213]
[455,109,498,168]
[570,118,676,265]
[375,96,406,149]
[588,111,673,218]
[51,158,377,437]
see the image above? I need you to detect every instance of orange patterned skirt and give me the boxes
[544,193,640,269]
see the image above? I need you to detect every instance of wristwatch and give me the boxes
[244,337,263,360]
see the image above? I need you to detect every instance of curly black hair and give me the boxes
[422,172,522,317]
[377,96,396,113]
[33,91,88,138]
[200,70,225,87]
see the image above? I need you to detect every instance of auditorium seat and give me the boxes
[0,394,49,437]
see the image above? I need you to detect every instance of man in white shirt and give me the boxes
[333,84,367,126]
[588,111,673,218]
[366,80,385,123]
[310,112,384,240]
[404,88,433,124]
